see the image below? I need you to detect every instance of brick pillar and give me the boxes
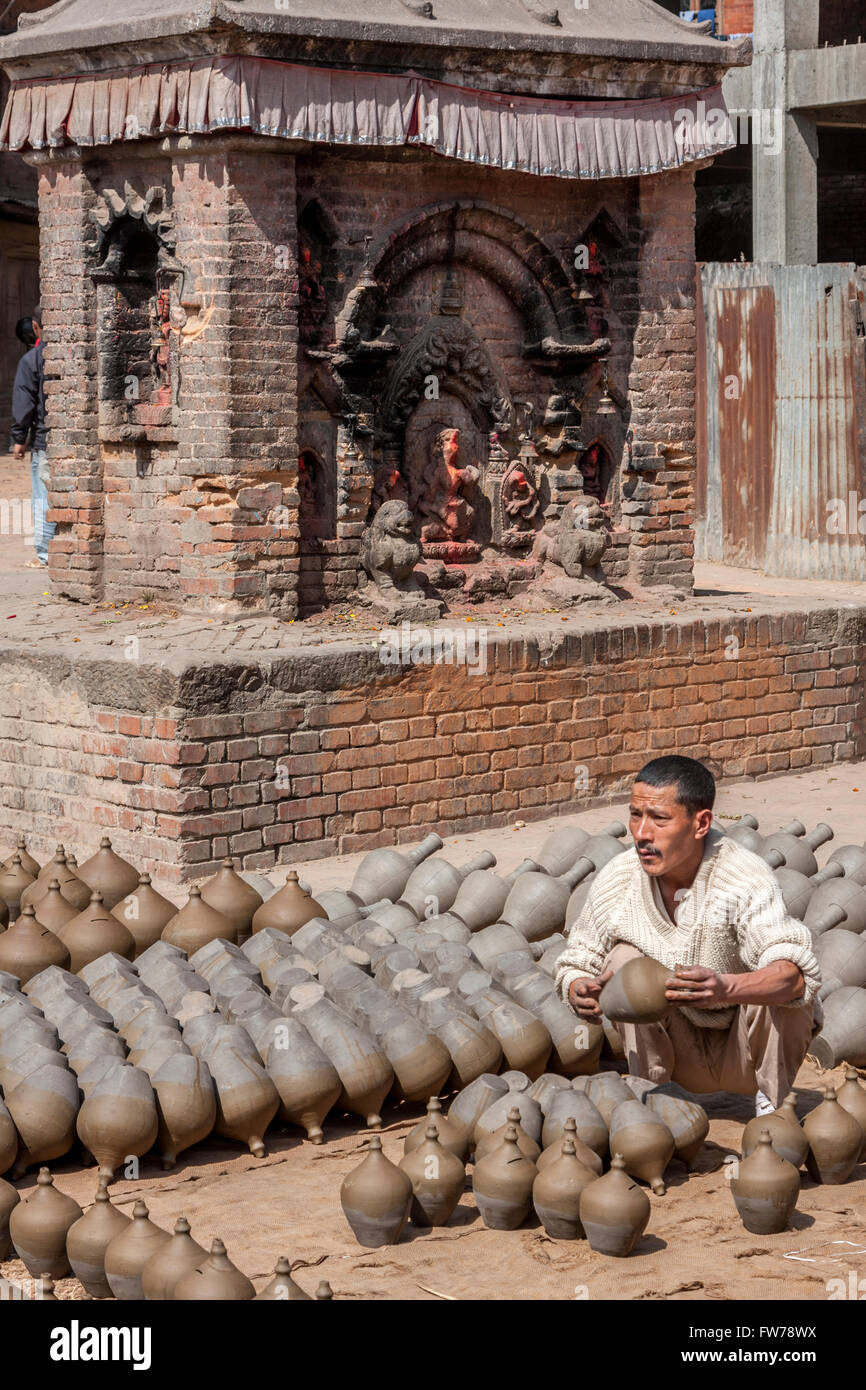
[625,166,698,595]
[170,136,299,617]
[32,153,102,601]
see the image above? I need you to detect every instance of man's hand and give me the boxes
[568,972,612,1020]
[12,443,25,460]
[664,964,730,1009]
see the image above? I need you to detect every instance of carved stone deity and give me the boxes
[360,499,444,620]
[417,427,480,544]
[532,495,615,605]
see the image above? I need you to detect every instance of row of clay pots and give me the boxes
[4,1167,333,1300]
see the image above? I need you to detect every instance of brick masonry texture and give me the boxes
[0,601,863,882]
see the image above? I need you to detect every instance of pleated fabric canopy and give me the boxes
[0,54,735,180]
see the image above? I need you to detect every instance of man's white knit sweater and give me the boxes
[554,828,822,1029]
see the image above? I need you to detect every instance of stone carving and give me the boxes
[500,462,540,548]
[539,393,582,457]
[532,495,614,605]
[418,428,480,545]
[89,183,191,300]
[360,501,443,620]
[383,313,510,438]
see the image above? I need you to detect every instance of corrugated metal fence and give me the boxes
[695,262,866,578]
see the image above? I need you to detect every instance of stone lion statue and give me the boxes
[362,499,424,595]
[533,496,609,579]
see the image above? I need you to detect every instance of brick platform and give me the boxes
[1,593,863,883]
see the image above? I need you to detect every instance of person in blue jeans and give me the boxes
[11,304,53,568]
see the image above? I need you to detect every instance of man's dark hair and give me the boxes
[634,756,716,814]
[15,316,36,348]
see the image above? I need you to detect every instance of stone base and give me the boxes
[528,571,619,609]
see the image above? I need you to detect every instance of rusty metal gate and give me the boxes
[695,262,866,579]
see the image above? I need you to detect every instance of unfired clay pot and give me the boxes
[0,1174,20,1260]
[803,1089,863,1184]
[532,1133,596,1239]
[173,1237,255,1301]
[151,1053,217,1169]
[112,874,177,957]
[762,823,833,877]
[399,851,496,919]
[201,860,263,942]
[250,871,325,937]
[447,1073,508,1137]
[34,881,79,935]
[23,852,90,913]
[141,1215,207,1300]
[76,838,140,910]
[541,1089,607,1159]
[814,929,866,989]
[501,861,593,943]
[66,1176,131,1297]
[340,1134,413,1247]
[349,834,443,906]
[536,1116,603,1176]
[775,862,842,920]
[608,1099,675,1195]
[0,1095,17,1175]
[59,892,136,974]
[6,1063,80,1175]
[579,1153,650,1257]
[9,1167,83,1278]
[599,955,671,1024]
[474,1105,541,1164]
[399,1122,466,1227]
[259,1016,341,1144]
[104,1198,170,1300]
[811,986,866,1067]
[255,1255,313,1301]
[0,853,36,918]
[207,1043,279,1157]
[163,887,237,953]
[475,997,551,1080]
[0,904,70,984]
[585,1072,633,1128]
[805,878,866,936]
[644,1091,709,1170]
[2,835,40,879]
[76,1064,159,1181]
[404,1096,470,1161]
[731,1130,800,1234]
[472,1125,537,1230]
[742,1092,809,1168]
[828,844,866,884]
[836,1068,866,1158]
[290,984,393,1128]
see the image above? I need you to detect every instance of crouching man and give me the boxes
[556,756,821,1115]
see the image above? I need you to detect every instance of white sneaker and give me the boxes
[755,1089,775,1117]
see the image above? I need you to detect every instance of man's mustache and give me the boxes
[637,843,661,856]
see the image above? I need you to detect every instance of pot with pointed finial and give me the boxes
[5,1063,80,1175]
[113,874,177,957]
[403,1095,469,1161]
[59,892,136,973]
[141,1215,207,1300]
[536,1116,603,1176]
[474,1105,541,1164]
[803,1088,863,1184]
[0,903,70,984]
[2,835,40,879]
[399,1122,466,1227]
[33,880,79,936]
[163,886,236,953]
[250,871,325,937]
[742,1092,809,1169]
[9,1167,83,1278]
[579,1153,650,1257]
[730,1129,800,1233]
[472,1124,537,1230]
[255,1255,313,1301]
[340,1134,413,1247]
[0,1175,20,1260]
[0,852,36,920]
[150,1052,217,1169]
[836,1068,866,1158]
[76,838,140,910]
[76,1063,159,1181]
[66,1176,131,1297]
[22,851,90,913]
[532,1133,597,1239]
[173,1237,255,1301]
[599,954,672,1024]
[104,1199,170,1300]
[644,1091,709,1170]
[201,859,263,945]
[608,1099,675,1195]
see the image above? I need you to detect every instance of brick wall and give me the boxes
[1,603,862,882]
[717,0,753,35]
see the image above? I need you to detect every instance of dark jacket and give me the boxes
[11,341,46,451]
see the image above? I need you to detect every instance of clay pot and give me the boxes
[532,1133,597,1239]
[378,1015,453,1105]
[585,1072,634,1128]
[0,1174,19,1260]
[32,845,71,885]
[609,1099,675,1194]
[104,1199,170,1300]
[59,892,136,974]
[805,878,866,936]
[9,1167,83,1278]
[536,1116,603,1176]
[0,904,70,984]
[501,860,594,942]
[599,955,671,1024]
[150,1053,217,1169]
[814,929,866,989]
[723,814,761,852]
[201,859,263,942]
[644,1091,709,1169]
[399,851,496,919]
[447,1073,508,1137]
[141,1216,207,1300]
[341,1134,413,1247]
[836,1068,866,1158]
[112,874,177,958]
[257,1016,341,1144]
[775,862,843,920]
[2,835,40,879]
[0,852,36,919]
[0,1097,17,1177]
[741,1091,807,1168]
[349,833,443,906]
[448,860,537,932]
[23,852,90,913]
[472,1125,537,1230]
[418,990,504,1088]
[255,1255,314,1301]
[404,1096,470,1161]
[174,1237,255,1300]
[76,1064,160,1181]
[290,984,393,1128]
[250,871,325,937]
[34,881,79,936]
[731,1131,800,1234]
[476,1086,543,1145]
[580,1153,650,1257]
[76,838,140,910]
[811,986,866,1067]
[541,1088,608,1159]
[829,844,866,885]
[476,998,552,1080]
[474,1105,541,1164]
[399,1122,466,1227]
[5,1063,80,1175]
[803,1089,863,1184]
[762,822,833,877]
[163,886,236,953]
[207,1043,279,1157]
[66,1176,131,1297]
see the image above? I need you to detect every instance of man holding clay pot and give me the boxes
[556,756,821,1115]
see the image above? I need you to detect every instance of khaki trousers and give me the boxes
[604,944,815,1111]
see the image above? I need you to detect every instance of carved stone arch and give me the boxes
[335,201,580,348]
[382,313,512,437]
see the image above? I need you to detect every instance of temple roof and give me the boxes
[0,0,747,69]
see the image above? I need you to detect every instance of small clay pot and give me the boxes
[731,1130,800,1234]
[836,1068,866,1159]
[9,1167,83,1278]
[599,955,671,1024]
[579,1153,650,1257]
[76,837,140,910]
[141,1215,207,1300]
[644,1091,709,1170]
[532,1134,596,1239]
[742,1092,809,1169]
[112,874,177,958]
[608,1099,675,1195]
[3,835,40,879]
[104,1198,170,1300]
[349,834,443,906]
[472,1124,537,1230]
[0,1174,20,1260]
[23,852,90,913]
[536,1117,603,1176]
[201,860,263,943]
[340,1135,413,1247]
[474,1106,541,1164]
[251,871,326,937]
[76,1064,159,1182]
[0,853,36,919]
[399,1122,466,1227]
[174,1237,255,1301]
[404,1096,470,1162]
[163,886,237,953]
[255,1255,313,1301]
[803,1089,863,1184]
[66,1176,131,1297]
[59,892,136,974]
[0,904,70,984]
[33,881,79,936]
